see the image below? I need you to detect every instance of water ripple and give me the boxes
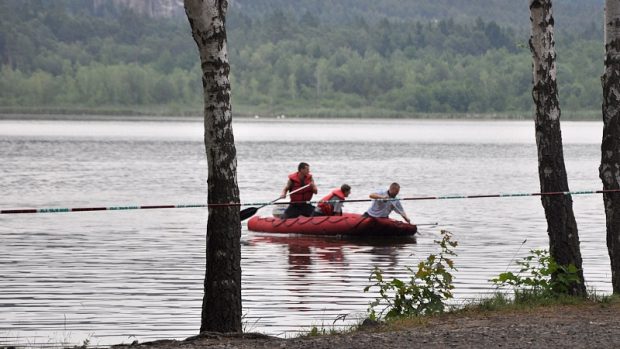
[0,119,611,346]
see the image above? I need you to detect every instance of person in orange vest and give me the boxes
[279,162,318,219]
[313,184,351,216]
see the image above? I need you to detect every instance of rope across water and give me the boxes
[2,189,619,215]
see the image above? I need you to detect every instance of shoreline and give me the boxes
[0,107,602,121]
[0,113,603,125]
[108,300,620,349]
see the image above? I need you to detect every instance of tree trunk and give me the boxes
[600,0,620,294]
[529,0,586,296]
[184,0,242,332]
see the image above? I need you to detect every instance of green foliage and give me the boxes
[470,293,512,311]
[364,230,457,320]
[457,290,615,318]
[229,0,602,33]
[491,249,581,300]
[0,1,605,116]
[301,314,350,337]
[304,325,340,337]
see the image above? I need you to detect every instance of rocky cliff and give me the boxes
[93,0,185,18]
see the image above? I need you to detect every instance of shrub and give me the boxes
[491,249,581,301]
[364,230,457,320]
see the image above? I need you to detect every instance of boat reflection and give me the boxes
[244,232,418,314]
[248,233,416,274]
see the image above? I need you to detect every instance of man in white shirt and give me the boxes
[363,182,412,224]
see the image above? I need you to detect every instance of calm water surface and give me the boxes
[0,118,610,346]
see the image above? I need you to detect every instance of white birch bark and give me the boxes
[529,0,586,295]
[184,0,242,332]
[600,0,620,294]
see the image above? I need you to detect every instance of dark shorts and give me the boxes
[312,208,325,217]
[283,203,315,219]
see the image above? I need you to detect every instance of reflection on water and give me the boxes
[0,118,611,346]
[245,234,416,319]
[249,234,416,275]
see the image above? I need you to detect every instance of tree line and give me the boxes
[228,0,603,34]
[0,1,603,117]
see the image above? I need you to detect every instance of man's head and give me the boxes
[341,184,351,197]
[388,182,400,198]
[298,162,310,175]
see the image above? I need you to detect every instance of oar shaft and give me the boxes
[268,183,311,205]
[253,183,312,209]
[239,183,313,221]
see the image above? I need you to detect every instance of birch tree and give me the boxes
[600,0,620,294]
[184,0,242,332]
[529,0,586,296]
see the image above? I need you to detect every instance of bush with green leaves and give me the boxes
[364,230,457,320]
[491,249,581,300]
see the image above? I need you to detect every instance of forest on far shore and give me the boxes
[0,1,605,118]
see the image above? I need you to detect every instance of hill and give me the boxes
[0,0,606,117]
[81,0,604,33]
[230,0,603,33]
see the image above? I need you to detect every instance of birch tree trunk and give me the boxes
[600,0,620,294]
[184,0,242,332]
[529,0,586,296]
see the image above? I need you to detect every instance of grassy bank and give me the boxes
[377,293,619,335]
[303,292,619,338]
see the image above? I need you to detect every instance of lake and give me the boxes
[0,117,610,346]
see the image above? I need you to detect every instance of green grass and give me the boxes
[298,292,619,338]
[384,292,619,330]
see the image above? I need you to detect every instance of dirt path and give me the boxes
[112,302,620,349]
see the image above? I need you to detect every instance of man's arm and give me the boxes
[393,201,412,224]
[280,179,293,199]
[369,192,389,200]
[310,179,318,194]
[400,211,411,224]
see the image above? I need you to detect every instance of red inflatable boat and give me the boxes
[247,213,417,237]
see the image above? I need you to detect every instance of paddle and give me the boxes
[240,184,311,221]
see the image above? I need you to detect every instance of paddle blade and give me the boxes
[240,207,258,221]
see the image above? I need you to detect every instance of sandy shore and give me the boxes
[110,301,620,349]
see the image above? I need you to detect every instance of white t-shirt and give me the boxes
[366,188,404,218]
